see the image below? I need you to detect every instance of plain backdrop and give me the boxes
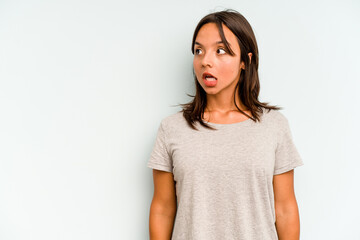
[0,0,359,239]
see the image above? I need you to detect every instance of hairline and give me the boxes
[192,18,236,56]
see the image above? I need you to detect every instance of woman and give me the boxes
[148,9,304,240]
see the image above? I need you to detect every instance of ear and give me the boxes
[240,61,245,70]
[240,52,253,70]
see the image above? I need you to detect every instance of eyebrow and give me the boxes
[194,41,230,46]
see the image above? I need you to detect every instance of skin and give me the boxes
[149,22,301,239]
[149,169,177,239]
[193,22,253,123]
[273,170,301,239]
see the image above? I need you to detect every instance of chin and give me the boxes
[203,88,220,95]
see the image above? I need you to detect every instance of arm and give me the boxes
[273,169,301,240]
[149,169,177,240]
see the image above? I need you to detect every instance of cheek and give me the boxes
[219,59,241,78]
[193,59,201,76]
[192,58,197,69]
[193,57,200,66]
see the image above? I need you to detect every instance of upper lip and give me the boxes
[202,72,217,80]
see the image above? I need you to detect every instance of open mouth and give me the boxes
[202,72,217,81]
[202,72,218,87]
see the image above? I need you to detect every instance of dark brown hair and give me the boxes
[177,9,282,130]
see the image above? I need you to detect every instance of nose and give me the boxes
[201,52,213,68]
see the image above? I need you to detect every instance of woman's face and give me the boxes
[193,23,245,96]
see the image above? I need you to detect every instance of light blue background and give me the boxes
[0,0,359,239]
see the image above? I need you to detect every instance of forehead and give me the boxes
[195,22,238,45]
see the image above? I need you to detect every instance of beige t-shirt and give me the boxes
[147,108,304,240]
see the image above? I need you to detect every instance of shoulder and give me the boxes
[159,111,187,130]
[260,108,292,138]
[262,108,289,125]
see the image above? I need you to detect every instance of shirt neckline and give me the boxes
[202,117,253,127]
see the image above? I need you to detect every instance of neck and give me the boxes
[205,85,248,113]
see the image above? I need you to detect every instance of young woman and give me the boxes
[148,9,304,240]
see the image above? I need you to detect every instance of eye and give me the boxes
[217,48,226,54]
[195,48,203,55]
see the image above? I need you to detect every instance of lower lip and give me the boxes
[203,78,218,87]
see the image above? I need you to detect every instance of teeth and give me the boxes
[206,77,216,81]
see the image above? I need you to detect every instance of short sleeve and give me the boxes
[274,117,304,175]
[147,121,173,173]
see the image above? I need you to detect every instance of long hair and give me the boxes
[178,9,282,131]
